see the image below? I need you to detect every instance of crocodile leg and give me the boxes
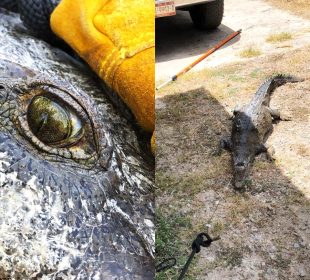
[266,145,276,161]
[221,137,232,151]
[213,137,232,156]
[255,143,267,155]
[268,108,292,121]
[256,143,275,161]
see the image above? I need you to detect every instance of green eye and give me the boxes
[27,95,84,147]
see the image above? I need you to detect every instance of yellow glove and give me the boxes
[151,131,156,154]
[50,0,155,132]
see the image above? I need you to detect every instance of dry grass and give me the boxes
[156,45,310,278]
[227,195,254,224]
[266,0,310,20]
[239,46,262,58]
[266,32,293,43]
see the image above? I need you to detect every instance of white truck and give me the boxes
[155,0,224,30]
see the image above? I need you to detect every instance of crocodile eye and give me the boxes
[27,95,83,147]
[235,119,241,131]
[17,83,100,162]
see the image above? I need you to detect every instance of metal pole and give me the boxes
[156,29,242,90]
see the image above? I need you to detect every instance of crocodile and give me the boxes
[220,74,302,189]
[0,9,154,280]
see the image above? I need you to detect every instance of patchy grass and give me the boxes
[156,165,230,197]
[266,0,310,20]
[156,63,244,99]
[285,189,309,205]
[156,210,194,280]
[239,46,262,58]
[211,220,225,237]
[156,46,310,278]
[199,246,245,272]
[227,194,253,224]
[266,32,293,43]
[218,248,244,268]
[155,171,179,190]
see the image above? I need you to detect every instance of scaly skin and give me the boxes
[222,74,302,189]
[0,10,154,279]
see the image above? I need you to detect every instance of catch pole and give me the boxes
[156,29,242,90]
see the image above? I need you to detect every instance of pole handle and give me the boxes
[175,29,242,78]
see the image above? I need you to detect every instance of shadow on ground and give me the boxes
[156,87,310,279]
[156,11,239,63]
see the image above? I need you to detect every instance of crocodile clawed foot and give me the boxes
[213,137,232,156]
[269,108,292,121]
[266,145,276,161]
[279,112,293,121]
[256,144,275,161]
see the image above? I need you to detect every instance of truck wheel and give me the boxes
[189,0,224,30]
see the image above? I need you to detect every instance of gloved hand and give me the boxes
[50,0,155,133]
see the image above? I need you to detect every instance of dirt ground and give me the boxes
[156,0,310,81]
[267,0,310,20]
[155,3,310,279]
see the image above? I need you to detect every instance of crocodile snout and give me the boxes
[235,161,246,169]
[233,159,250,189]
[233,157,249,169]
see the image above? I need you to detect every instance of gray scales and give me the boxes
[220,74,303,189]
[0,9,154,280]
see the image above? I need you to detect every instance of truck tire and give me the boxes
[189,0,224,30]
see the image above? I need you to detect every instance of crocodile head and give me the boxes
[231,111,260,189]
[0,10,154,280]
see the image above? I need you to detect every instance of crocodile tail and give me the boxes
[272,74,303,86]
[264,74,304,96]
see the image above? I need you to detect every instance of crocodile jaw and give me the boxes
[233,163,250,189]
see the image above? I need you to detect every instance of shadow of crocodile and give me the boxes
[156,87,310,279]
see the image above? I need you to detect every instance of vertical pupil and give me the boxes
[27,96,71,144]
